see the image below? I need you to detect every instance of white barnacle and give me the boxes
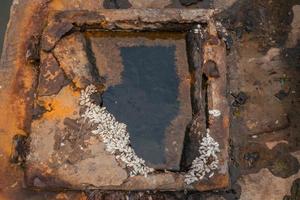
[79,85,154,177]
[184,129,220,185]
[209,109,221,117]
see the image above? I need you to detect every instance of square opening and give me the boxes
[87,32,192,170]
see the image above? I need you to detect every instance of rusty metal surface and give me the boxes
[0,0,52,200]
[25,20,229,191]
[1,0,300,199]
[41,9,214,51]
[181,27,207,168]
[0,1,229,197]
[37,52,70,96]
[194,22,230,191]
[53,32,101,89]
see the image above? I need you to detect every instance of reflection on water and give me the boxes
[103,46,180,166]
[0,0,12,56]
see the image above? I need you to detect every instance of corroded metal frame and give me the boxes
[22,9,229,191]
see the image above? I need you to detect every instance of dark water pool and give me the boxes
[0,0,12,56]
[103,46,180,166]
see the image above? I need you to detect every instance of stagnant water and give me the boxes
[103,46,180,166]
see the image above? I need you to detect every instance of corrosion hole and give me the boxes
[11,134,29,166]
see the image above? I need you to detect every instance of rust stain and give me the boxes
[38,85,80,120]
[0,0,49,156]
[0,1,227,196]
[86,31,185,40]
[194,174,230,191]
[223,114,230,129]
[0,1,51,199]
[49,0,65,10]
[11,65,38,132]
[49,0,104,11]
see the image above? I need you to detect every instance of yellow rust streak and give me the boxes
[0,1,50,199]
[0,0,43,156]
[49,0,65,10]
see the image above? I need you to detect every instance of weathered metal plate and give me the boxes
[1,9,229,191]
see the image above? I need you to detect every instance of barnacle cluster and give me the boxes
[185,129,220,185]
[79,85,154,177]
[209,109,221,117]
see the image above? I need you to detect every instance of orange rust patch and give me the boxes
[0,1,51,198]
[38,85,80,120]
[223,115,230,128]
[49,0,65,10]
[11,65,37,132]
[49,0,104,11]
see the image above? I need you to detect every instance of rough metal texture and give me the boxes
[26,86,128,188]
[37,52,69,96]
[0,2,228,195]
[181,27,207,168]
[1,0,300,199]
[53,32,100,89]
[25,21,229,191]
[198,23,230,191]
[0,1,53,199]
[41,9,214,51]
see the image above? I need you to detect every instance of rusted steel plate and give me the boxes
[41,9,214,51]
[25,19,229,191]
[0,0,52,199]
[52,32,101,89]
[194,23,230,191]
[37,52,70,96]
[0,3,228,192]
[181,27,207,168]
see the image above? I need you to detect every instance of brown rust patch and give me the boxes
[0,0,50,167]
[49,0,105,11]
[53,32,100,89]
[25,35,41,64]
[38,52,70,96]
[41,9,213,43]
[25,167,73,189]
[203,60,220,78]
[193,174,230,191]
[201,22,230,188]
[41,21,74,51]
